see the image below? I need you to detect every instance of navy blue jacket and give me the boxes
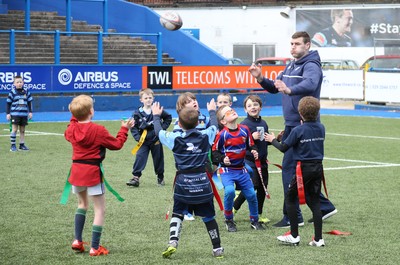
[259,50,322,126]
[240,114,269,162]
[130,106,172,143]
[272,121,325,161]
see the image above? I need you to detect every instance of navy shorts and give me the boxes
[11,116,28,126]
[173,199,216,218]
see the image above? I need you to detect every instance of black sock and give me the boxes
[205,219,221,249]
[91,225,103,250]
[74,208,86,241]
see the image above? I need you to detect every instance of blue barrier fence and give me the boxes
[0,29,163,65]
[3,0,228,65]
[17,0,108,33]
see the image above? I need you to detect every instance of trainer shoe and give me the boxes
[225,219,237,232]
[89,245,109,256]
[259,216,271,224]
[184,213,195,221]
[308,209,338,224]
[126,176,140,187]
[309,238,325,247]
[273,218,304,228]
[19,144,29,151]
[277,234,300,246]
[162,240,178,258]
[71,239,86,252]
[10,145,17,152]
[157,178,165,186]
[251,221,265,230]
[212,247,224,258]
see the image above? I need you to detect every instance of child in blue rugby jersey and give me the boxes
[6,75,33,152]
[152,99,224,259]
[173,92,210,132]
[173,92,212,221]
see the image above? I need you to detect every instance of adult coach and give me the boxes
[312,9,353,47]
[248,31,337,228]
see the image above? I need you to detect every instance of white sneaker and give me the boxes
[309,239,325,247]
[212,247,224,258]
[323,209,338,220]
[277,234,300,246]
[184,213,195,221]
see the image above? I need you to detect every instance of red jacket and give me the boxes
[65,117,129,186]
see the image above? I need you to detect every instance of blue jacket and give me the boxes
[259,50,322,126]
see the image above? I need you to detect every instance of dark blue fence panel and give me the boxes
[3,0,228,65]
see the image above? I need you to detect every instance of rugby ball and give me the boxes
[159,11,183,31]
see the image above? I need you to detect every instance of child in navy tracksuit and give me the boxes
[266,96,326,247]
[152,99,224,259]
[126,88,172,187]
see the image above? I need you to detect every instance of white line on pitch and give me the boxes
[268,163,400,174]
[269,128,400,141]
[1,129,63,136]
[324,157,397,165]
[327,133,400,141]
[323,164,400,170]
[25,130,64,136]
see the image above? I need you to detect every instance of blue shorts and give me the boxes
[173,199,216,218]
[219,167,254,190]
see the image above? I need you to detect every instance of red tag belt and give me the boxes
[296,161,306,205]
[296,161,329,205]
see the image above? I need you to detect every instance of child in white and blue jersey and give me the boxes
[172,92,210,132]
[153,99,224,259]
[6,75,33,152]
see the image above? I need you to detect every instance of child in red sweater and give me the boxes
[65,95,134,256]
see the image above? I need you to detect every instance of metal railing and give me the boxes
[0,29,163,65]
[22,0,109,33]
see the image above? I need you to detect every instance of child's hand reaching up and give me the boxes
[207,98,216,111]
[122,118,135,129]
[265,132,276,143]
[151,101,163,115]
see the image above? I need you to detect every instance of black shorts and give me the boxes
[173,199,216,218]
[11,116,28,126]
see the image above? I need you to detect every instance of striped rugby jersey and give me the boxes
[212,124,254,167]
[6,88,33,117]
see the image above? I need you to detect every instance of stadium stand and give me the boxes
[0,10,178,64]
